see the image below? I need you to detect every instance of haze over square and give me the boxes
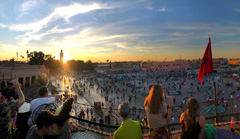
[0,0,240,62]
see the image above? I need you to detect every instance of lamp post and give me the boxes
[27,50,29,63]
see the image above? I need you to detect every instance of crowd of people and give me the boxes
[0,79,79,139]
[0,69,239,139]
[112,84,206,139]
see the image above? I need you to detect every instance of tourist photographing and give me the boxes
[28,86,61,127]
[113,102,142,139]
[180,97,206,139]
[144,84,173,138]
[0,80,25,139]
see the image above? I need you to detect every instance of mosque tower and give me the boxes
[60,49,64,63]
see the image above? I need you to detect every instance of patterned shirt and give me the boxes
[0,100,18,139]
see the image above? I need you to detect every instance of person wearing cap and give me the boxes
[28,86,61,127]
[0,80,25,139]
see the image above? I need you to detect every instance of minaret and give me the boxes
[60,49,64,63]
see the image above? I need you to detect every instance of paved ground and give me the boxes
[49,72,240,133]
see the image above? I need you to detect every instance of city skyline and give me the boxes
[0,0,240,62]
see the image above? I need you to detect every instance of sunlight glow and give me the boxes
[55,51,72,63]
[63,54,71,63]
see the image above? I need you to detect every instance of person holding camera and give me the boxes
[0,80,25,139]
[28,86,61,127]
[144,84,173,139]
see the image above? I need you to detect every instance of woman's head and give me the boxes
[186,97,200,116]
[183,97,200,133]
[55,97,74,127]
[144,85,165,114]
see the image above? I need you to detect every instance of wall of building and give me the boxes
[140,60,191,72]
[228,59,240,65]
[0,64,49,88]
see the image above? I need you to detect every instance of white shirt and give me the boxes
[28,97,55,127]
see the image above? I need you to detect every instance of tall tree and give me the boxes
[44,57,61,74]
[29,51,45,65]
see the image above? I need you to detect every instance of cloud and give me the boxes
[48,20,164,56]
[20,0,44,16]
[16,26,76,46]
[10,2,116,32]
[158,8,167,12]
[138,0,146,2]
[234,9,240,12]
[0,23,7,28]
[157,8,172,12]
[10,2,121,47]
[0,41,24,60]
[146,5,153,11]
[165,24,211,30]
[170,32,193,36]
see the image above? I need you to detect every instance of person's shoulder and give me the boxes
[131,120,141,127]
[26,125,39,139]
[32,97,54,103]
[180,112,185,117]
[113,125,122,136]
[199,116,206,127]
[31,98,41,103]
[6,99,18,107]
[180,112,185,122]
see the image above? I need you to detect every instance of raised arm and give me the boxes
[166,96,173,120]
[12,80,25,108]
[54,94,61,101]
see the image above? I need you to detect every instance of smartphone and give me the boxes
[165,96,170,102]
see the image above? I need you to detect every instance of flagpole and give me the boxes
[213,72,217,126]
[209,35,217,126]
[198,36,215,125]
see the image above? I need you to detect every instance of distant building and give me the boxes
[228,58,240,65]
[0,63,49,88]
[60,49,64,64]
[140,59,191,72]
[96,62,140,73]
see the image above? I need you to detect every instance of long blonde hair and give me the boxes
[144,85,164,114]
[183,97,200,133]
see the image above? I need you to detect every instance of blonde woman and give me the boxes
[180,97,206,139]
[144,85,173,139]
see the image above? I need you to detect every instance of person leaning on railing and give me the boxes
[180,97,206,139]
[112,102,142,139]
[144,84,173,139]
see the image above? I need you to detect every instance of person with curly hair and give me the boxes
[180,97,206,139]
[144,84,173,139]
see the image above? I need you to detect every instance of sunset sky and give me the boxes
[0,0,240,62]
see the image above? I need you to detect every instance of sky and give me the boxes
[0,0,240,62]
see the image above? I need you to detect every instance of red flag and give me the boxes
[198,37,214,86]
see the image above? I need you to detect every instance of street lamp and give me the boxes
[27,50,29,63]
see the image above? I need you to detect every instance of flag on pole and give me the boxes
[198,37,214,86]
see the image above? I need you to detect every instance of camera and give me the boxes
[165,96,170,102]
